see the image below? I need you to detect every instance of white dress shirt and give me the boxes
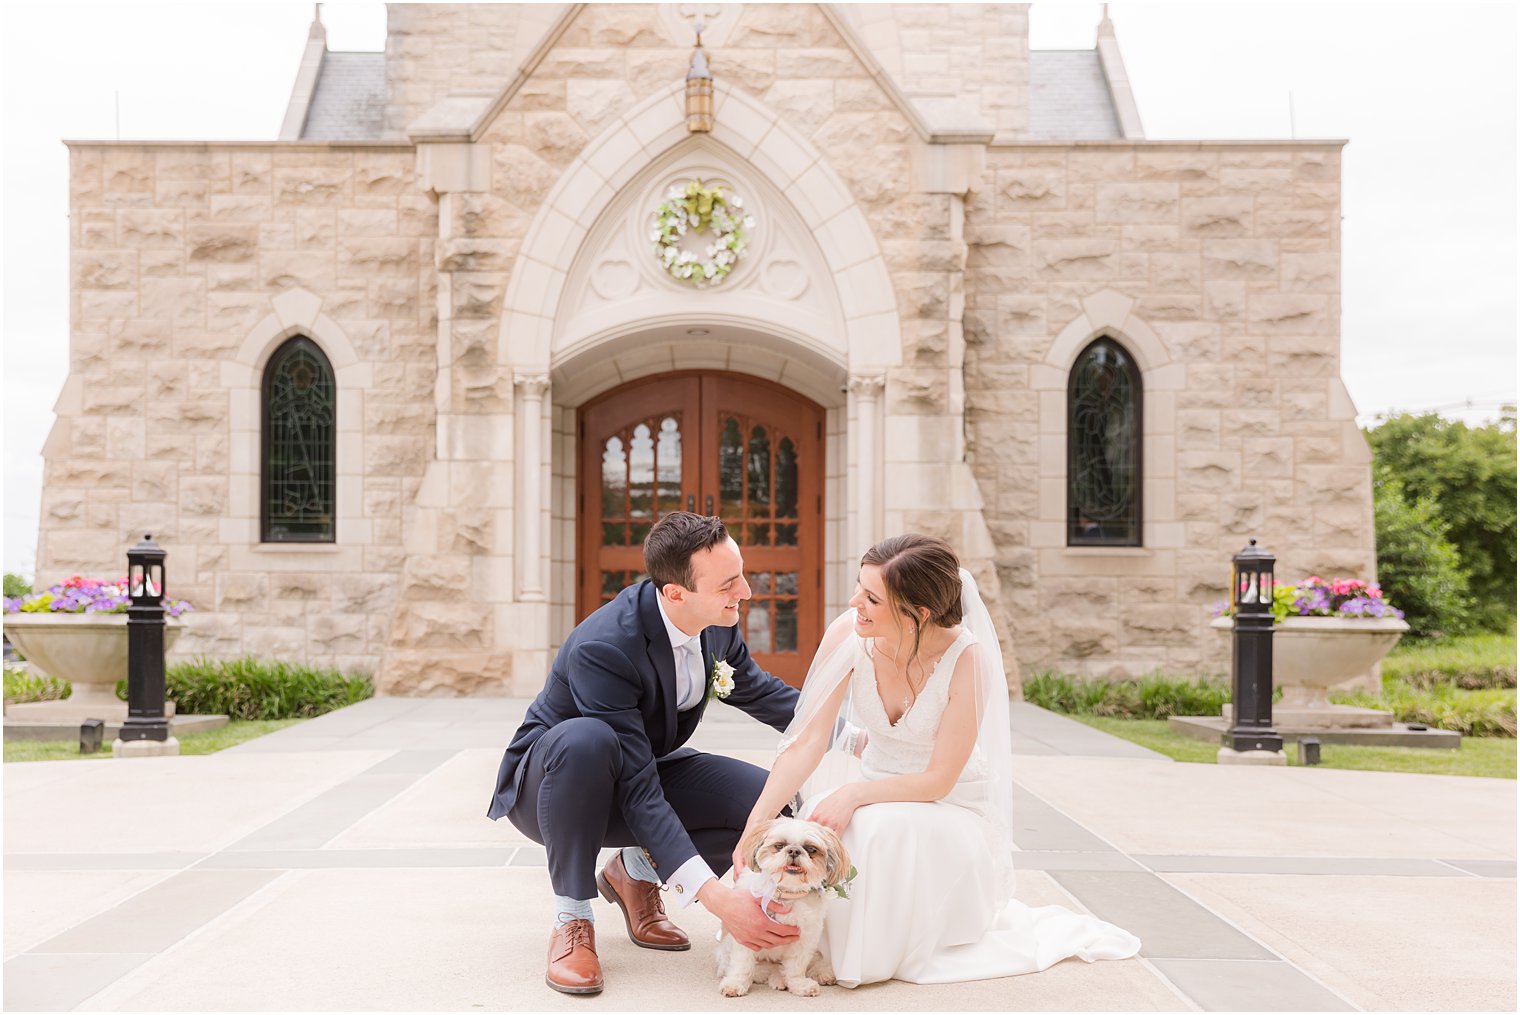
[652,593,719,905]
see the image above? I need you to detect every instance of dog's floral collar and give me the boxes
[709,659,735,700]
[822,865,859,900]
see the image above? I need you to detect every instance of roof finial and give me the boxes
[309,3,326,41]
[1099,2,1115,35]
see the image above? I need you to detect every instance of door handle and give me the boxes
[686,495,695,513]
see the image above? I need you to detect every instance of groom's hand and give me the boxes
[697,882,799,952]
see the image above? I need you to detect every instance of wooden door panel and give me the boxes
[578,372,823,686]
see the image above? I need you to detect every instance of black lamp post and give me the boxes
[1223,538,1283,755]
[120,534,170,746]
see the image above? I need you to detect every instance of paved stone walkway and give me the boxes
[3,697,1515,1011]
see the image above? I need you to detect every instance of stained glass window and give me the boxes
[262,336,336,542]
[1067,337,1141,546]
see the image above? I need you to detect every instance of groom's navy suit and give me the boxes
[487,580,798,900]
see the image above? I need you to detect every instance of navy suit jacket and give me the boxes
[486,580,799,873]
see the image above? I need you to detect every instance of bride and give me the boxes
[735,534,1141,987]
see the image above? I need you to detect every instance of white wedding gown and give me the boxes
[800,628,1141,987]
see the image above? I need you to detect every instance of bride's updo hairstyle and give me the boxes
[861,534,963,671]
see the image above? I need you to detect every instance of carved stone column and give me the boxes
[848,374,885,554]
[514,373,551,602]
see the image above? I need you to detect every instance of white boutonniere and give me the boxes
[709,659,736,700]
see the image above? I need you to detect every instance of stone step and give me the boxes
[3,714,228,742]
[1169,714,1462,750]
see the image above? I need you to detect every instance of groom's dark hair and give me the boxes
[644,512,731,592]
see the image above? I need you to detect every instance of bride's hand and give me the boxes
[808,786,861,835]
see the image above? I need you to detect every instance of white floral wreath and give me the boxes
[649,179,754,287]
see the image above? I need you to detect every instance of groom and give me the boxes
[487,512,802,995]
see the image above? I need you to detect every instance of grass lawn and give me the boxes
[1072,715,1517,779]
[3,718,303,763]
[1381,631,1516,684]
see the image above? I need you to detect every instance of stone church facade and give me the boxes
[38,4,1375,695]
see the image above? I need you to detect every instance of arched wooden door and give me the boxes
[578,372,824,685]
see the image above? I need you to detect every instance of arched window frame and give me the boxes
[1066,335,1143,547]
[261,335,337,543]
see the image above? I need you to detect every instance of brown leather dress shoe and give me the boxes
[596,852,691,950]
[545,919,603,995]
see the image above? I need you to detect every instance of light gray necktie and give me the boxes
[678,639,704,710]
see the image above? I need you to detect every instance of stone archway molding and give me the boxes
[219,287,372,554]
[497,80,902,376]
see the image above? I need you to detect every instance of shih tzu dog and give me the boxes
[715,817,852,998]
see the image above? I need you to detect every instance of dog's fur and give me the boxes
[715,818,851,997]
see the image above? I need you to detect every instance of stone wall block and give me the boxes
[436,237,513,273]
[1095,182,1179,223]
[886,369,946,414]
[379,650,510,695]
[72,251,137,290]
[1248,295,1330,337]
[366,436,431,477]
[1178,450,1239,492]
[389,601,490,652]
[340,238,419,279]
[274,167,352,206]
[452,274,506,318]
[996,167,1066,210]
[178,476,227,517]
[1202,239,1277,280]
[1035,237,1119,279]
[1182,196,1252,236]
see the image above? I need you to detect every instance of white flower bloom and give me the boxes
[703,264,716,278]
[743,215,755,229]
[731,196,744,209]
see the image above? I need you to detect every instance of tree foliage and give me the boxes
[1367,412,1516,631]
[1372,465,1472,637]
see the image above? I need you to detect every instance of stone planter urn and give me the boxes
[1211,615,1409,729]
[3,613,182,724]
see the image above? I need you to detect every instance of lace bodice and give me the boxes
[850,628,987,780]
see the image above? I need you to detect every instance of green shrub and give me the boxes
[114,656,373,721]
[3,666,70,705]
[1332,682,1516,738]
[1371,466,1473,638]
[1024,671,1238,720]
[1381,632,1517,690]
[3,573,32,598]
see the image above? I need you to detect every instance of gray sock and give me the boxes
[554,896,593,926]
[621,845,660,883]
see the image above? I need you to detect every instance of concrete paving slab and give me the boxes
[1442,858,1518,878]
[1135,854,1471,877]
[1011,782,1119,852]
[3,751,391,855]
[5,851,205,871]
[1012,850,1148,872]
[1011,755,1517,859]
[4,952,155,1012]
[1050,870,1274,960]
[4,870,173,958]
[1010,703,1172,760]
[1147,958,1354,1012]
[32,869,282,954]
[77,867,1181,1012]
[324,749,519,850]
[228,752,452,851]
[1162,873,1518,1012]
[196,848,515,870]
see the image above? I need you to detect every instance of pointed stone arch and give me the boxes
[219,287,372,556]
[497,81,902,375]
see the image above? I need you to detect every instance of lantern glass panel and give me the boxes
[130,565,144,597]
[148,565,163,598]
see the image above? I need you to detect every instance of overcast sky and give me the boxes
[3,1,1516,577]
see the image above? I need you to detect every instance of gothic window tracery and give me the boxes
[261,336,336,543]
[1067,336,1142,546]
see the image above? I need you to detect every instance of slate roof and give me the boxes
[1027,50,1122,140]
[300,52,386,140]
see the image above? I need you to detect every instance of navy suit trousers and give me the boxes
[505,716,769,900]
